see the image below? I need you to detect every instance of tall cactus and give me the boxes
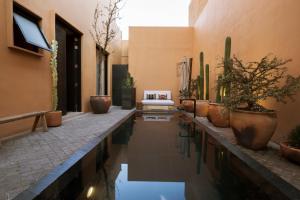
[205,64,209,100]
[216,75,222,103]
[198,52,205,100]
[224,37,231,97]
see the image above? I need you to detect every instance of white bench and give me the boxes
[141,90,175,110]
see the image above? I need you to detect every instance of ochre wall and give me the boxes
[0,0,122,139]
[128,27,193,105]
[190,0,300,142]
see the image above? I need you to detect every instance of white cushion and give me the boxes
[144,90,172,100]
[141,99,175,106]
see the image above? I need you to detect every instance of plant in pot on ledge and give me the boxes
[207,37,231,127]
[220,55,300,150]
[280,125,300,165]
[46,40,62,127]
[89,0,123,114]
[122,73,136,109]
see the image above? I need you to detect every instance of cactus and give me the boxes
[224,37,231,97]
[50,40,58,111]
[205,64,209,100]
[216,75,222,103]
[198,52,205,100]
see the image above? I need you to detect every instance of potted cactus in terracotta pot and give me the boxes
[221,55,300,150]
[196,52,210,117]
[46,40,62,127]
[280,126,300,165]
[207,37,231,127]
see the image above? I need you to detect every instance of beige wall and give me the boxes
[190,0,300,142]
[0,0,122,138]
[121,40,128,64]
[128,27,193,105]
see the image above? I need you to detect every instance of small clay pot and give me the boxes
[280,142,300,165]
[90,96,111,114]
[230,110,277,150]
[46,111,62,127]
[182,100,195,113]
[196,100,209,117]
[207,103,229,128]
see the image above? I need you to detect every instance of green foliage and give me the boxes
[220,55,300,112]
[50,40,58,111]
[205,64,210,100]
[199,52,205,100]
[123,72,135,89]
[289,125,300,148]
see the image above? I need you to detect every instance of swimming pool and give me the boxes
[16,112,297,200]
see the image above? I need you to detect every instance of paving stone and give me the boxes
[0,107,134,200]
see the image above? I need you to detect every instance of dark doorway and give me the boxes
[96,47,109,96]
[55,16,82,115]
[112,65,128,106]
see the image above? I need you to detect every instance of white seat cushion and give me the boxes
[141,99,175,106]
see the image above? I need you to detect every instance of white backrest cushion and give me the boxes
[144,90,172,100]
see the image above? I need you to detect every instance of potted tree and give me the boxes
[280,126,300,165]
[180,79,197,113]
[221,55,300,150]
[89,0,123,114]
[122,73,136,109]
[46,40,62,127]
[207,37,231,127]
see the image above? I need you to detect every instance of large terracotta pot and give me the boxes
[90,96,111,114]
[280,142,300,165]
[207,103,229,128]
[230,110,277,150]
[46,111,62,127]
[196,100,209,117]
[182,100,195,113]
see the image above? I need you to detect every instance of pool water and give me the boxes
[45,113,289,200]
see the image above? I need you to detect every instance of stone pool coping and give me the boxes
[0,107,135,200]
[184,111,300,199]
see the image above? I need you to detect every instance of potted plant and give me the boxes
[122,72,136,109]
[207,37,231,127]
[180,79,197,113]
[280,126,300,165]
[221,55,300,150]
[196,52,210,117]
[89,0,123,114]
[46,40,62,127]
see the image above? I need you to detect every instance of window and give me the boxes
[13,3,51,52]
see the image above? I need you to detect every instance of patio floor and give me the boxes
[0,107,135,200]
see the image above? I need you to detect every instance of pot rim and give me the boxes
[280,142,300,151]
[90,95,111,97]
[47,110,62,114]
[196,100,210,103]
[232,109,276,116]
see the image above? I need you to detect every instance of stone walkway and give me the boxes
[0,107,135,200]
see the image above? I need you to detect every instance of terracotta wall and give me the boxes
[128,27,193,105]
[0,0,122,138]
[190,0,300,142]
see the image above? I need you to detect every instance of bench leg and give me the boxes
[41,114,48,132]
[32,115,40,132]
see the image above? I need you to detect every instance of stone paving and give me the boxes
[0,107,135,200]
[191,114,300,193]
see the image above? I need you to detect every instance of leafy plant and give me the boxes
[50,40,58,111]
[179,78,198,99]
[288,125,300,148]
[123,73,135,89]
[219,55,300,112]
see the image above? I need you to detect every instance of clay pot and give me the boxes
[207,103,229,128]
[196,100,209,117]
[280,142,300,165]
[46,111,62,127]
[182,100,195,113]
[230,110,277,150]
[90,96,111,114]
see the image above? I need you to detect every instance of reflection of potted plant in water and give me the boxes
[207,37,231,128]
[122,72,136,110]
[46,40,62,127]
[89,0,123,114]
[220,55,300,150]
[280,126,300,165]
